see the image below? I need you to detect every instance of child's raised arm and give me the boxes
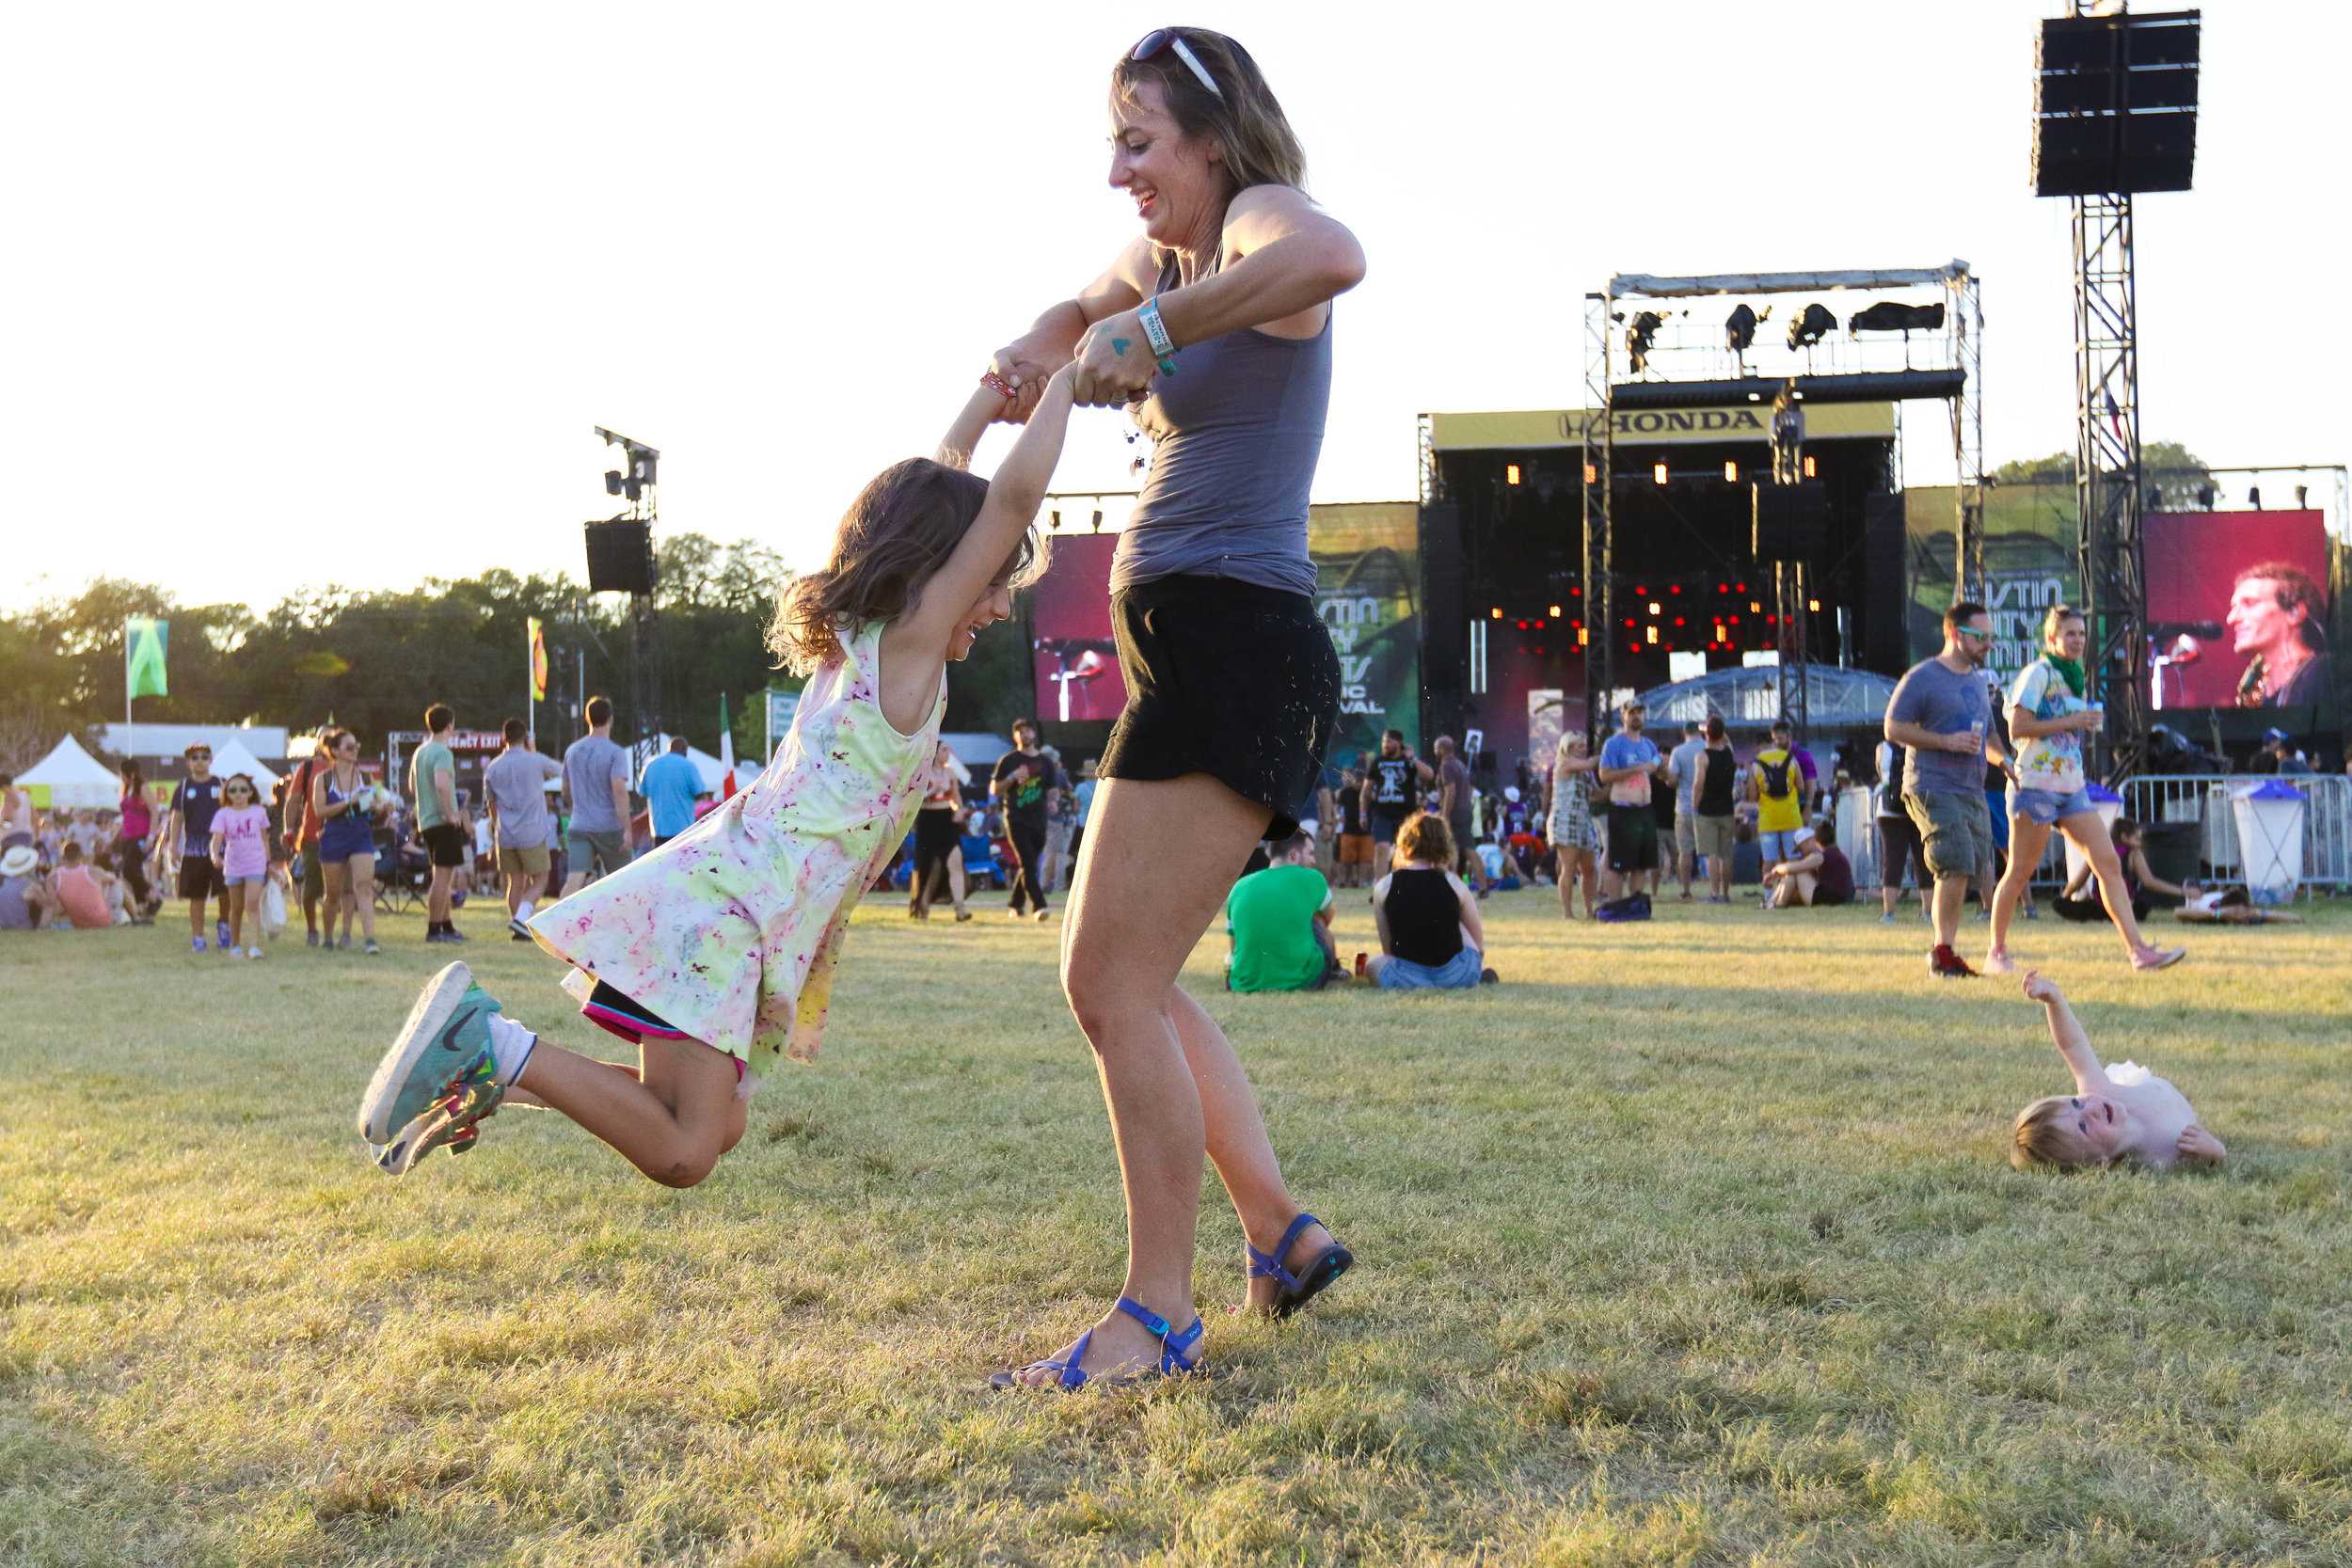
[894,367,1079,663]
[934,382,1010,473]
[2022,970,2104,1092]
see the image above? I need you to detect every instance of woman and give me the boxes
[985,27,1363,1389]
[115,760,157,922]
[1365,812,1491,990]
[908,741,972,922]
[1986,606,2183,973]
[1546,731,1601,918]
[0,772,30,852]
[1690,715,1738,905]
[2055,816,2192,924]
[310,728,383,955]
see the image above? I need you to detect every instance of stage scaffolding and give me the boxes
[1580,262,1985,743]
[2074,193,2147,781]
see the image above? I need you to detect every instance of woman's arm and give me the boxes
[1453,874,1486,953]
[2006,701,2097,741]
[2128,846,2191,899]
[1069,188,1366,406]
[312,770,339,818]
[1371,878,1393,955]
[989,239,1161,420]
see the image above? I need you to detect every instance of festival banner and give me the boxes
[1428,402,1898,452]
[1309,502,1422,771]
[528,616,548,701]
[126,617,169,700]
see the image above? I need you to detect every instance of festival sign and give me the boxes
[1309,502,1422,768]
[1428,402,1899,451]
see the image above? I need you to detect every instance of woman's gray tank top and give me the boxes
[1111,249,1333,598]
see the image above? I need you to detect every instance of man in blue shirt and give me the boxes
[639,736,704,848]
[1596,700,1670,900]
[1885,601,1996,978]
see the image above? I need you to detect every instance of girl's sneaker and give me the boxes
[357,962,505,1148]
[363,939,380,956]
[191,936,207,954]
[246,946,264,959]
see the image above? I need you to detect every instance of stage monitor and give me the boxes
[1028,532,1125,723]
[1752,483,1829,561]
[583,519,656,595]
[2144,509,2332,715]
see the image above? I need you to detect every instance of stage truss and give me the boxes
[1578,263,1985,742]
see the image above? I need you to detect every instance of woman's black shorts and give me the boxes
[914,807,961,856]
[1100,573,1341,840]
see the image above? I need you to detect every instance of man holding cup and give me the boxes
[1884,603,1998,978]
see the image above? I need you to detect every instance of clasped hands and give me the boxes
[988,308,1158,422]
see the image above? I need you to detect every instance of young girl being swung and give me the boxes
[357,366,1080,1181]
[2010,970,2226,1172]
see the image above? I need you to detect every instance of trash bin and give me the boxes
[2061,783,2126,887]
[2231,779,2306,905]
[2139,819,2203,891]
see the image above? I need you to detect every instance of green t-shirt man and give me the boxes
[410,738,456,831]
[1225,863,1335,993]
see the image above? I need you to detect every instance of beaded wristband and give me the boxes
[980,370,1019,400]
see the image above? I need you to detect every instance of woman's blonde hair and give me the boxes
[766,458,1041,675]
[1553,730,1588,763]
[2042,602,2087,646]
[2010,1096,2107,1171]
[1395,810,1454,867]
[1114,29,1308,270]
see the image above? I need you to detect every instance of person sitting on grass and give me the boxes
[2010,970,2226,1172]
[1363,811,1495,990]
[1224,831,1340,992]
[1759,816,1854,909]
[0,843,50,930]
[2053,816,2190,925]
[52,840,124,928]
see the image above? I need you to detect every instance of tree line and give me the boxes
[1,532,1032,772]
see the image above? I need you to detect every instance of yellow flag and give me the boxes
[529,617,548,701]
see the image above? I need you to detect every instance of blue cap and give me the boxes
[2263,727,2293,745]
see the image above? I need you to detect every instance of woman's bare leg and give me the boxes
[322,861,351,942]
[348,854,379,942]
[1988,817,2050,965]
[1010,774,1277,1385]
[2060,811,2165,957]
[1578,848,1599,917]
[1556,851,1578,919]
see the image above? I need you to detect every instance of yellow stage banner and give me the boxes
[1428,403,1898,451]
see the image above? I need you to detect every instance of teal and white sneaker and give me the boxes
[357,962,505,1147]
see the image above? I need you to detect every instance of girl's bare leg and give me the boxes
[322,862,351,942]
[948,846,968,914]
[2063,811,2165,957]
[349,855,379,942]
[511,1033,746,1186]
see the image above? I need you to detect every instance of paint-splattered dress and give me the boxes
[529,621,941,1069]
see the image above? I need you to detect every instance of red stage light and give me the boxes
[1534,619,1546,628]
[1624,618,1635,628]
[1570,587,1581,597]
[1516,620,1528,629]
[1674,617,1685,626]
[1737,581,1747,593]
[1635,585,1647,596]
[1670,585,1681,595]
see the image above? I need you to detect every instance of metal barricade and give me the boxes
[2122,774,2352,893]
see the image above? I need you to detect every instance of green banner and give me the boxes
[126,617,169,700]
[1310,502,1422,777]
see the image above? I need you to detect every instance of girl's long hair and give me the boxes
[766,458,1038,675]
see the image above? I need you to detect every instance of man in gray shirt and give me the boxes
[1885,601,1995,979]
[1666,720,1708,901]
[562,695,635,895]
[483,718,562,939]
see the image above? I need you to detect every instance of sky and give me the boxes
[7,2,2344,615]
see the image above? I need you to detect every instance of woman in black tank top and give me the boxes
[1365,813,1487,991]
[980,31,1369,1392]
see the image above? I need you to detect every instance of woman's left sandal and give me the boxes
[1248,1212,1355,1320]
[988,1296,1205,1391]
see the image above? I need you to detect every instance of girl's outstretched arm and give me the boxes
[2022,970,2104,1092]
[934,382,1010,472]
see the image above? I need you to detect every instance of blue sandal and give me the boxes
[989,1296,1205,1391]
[1248,1212,1354,1319]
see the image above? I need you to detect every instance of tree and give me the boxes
[1991,440,2210,488]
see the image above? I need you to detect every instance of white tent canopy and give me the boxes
[1636,664,1900,730]
[18,736,120,809]
[207,737,282,789]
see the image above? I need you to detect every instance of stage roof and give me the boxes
[1609,262,1971,298]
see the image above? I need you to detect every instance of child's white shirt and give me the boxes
[2103,1061,2197,1170]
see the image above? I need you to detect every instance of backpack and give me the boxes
[1595,891,1652,923]
[1756,752,1797,801]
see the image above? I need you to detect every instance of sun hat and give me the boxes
[0,845,38,878]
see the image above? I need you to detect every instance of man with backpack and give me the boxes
[1750,718,1807,869]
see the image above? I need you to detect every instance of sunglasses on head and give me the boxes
[1131,28,1222,98]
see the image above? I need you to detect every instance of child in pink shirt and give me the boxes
[208,774,274,958]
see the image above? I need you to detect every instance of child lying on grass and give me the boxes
[2010,971,2227,1172]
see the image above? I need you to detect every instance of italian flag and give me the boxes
[719,693,739,800]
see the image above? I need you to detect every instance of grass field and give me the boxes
[4,883,2349,1567]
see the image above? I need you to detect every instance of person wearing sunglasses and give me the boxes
[1884,604,2002,979]
[161,741,230,954]
[982,28,1364,1392]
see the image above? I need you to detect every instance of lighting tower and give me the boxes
[2032,4,2200,781]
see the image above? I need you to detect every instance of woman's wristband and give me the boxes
[979,370,1018,401]
[1137,297,1179,375]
